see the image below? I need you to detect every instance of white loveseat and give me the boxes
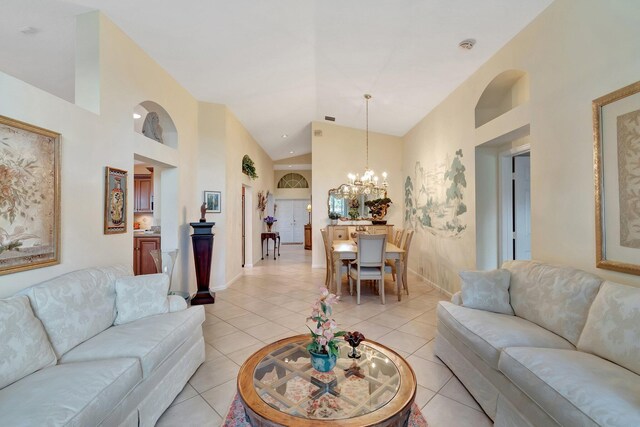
[435,260,640,427]
[0,266,205,427]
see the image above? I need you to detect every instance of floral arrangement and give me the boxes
[307,288,345,356]
[364,197,392,219]
[328,212,340,220]
[263,216,277,225]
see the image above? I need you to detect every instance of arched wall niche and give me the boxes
[475,70,529,128]
[277,172,309,189]
[133,100,178,148]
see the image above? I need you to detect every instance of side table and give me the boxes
[261,232,281,260]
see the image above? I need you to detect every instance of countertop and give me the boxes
[133,231,161,237]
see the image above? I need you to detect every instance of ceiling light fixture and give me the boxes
[281,134,288,138]
[289,150,294,154]
[133,113,142,119]
[458,38,476,50]
[20,26,39,35]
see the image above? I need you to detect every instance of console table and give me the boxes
[261,232,280,260]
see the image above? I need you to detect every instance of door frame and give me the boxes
[499,143,530,263]
[243,185,253,267]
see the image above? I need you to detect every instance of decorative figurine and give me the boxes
[344,331,365,359]
[142,112,164,143]
[200,202,207,222]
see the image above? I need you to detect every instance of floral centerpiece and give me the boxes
[264,215,277,231]
[307,288,345,372]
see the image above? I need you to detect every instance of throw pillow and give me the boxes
[459,269,514,315]
[0,296,57,389]
[114,274,169,325]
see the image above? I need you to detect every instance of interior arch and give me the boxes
[133,100,178,148]
[475,70,529,128]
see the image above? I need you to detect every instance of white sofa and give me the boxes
[435,260,640,427]
[0,266,205,427]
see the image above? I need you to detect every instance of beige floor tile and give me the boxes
[368,312,411,329]
[226,313,269,330]
[226,343,265,366]
[421,394,492,427]
[261,330,298,344]
[189,357,240,393]
[210,331,262,355]
[204,343,225,362]
[413,340,444,365]
[439,376,481,411]
[406,355,453,392]
[385,306,427,320]
[415,384,437,410]
[348,321,394,340]
[413,308,438,326]
[376,331,428,354]
[202,322,239,342]
[156,395,222,427]
[397,320,437,341]
[212,305,251,321]
[244,321,292,340]
[169,383,198,407]
[201,379,238,417]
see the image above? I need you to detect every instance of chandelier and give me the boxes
[345,94,388,198]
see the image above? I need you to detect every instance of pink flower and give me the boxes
[323,329,334,340]
[322,320,336,330]
[320,288,329,298]
[325,293,339,305]
[317,336,327,346]
[313,327,323,336]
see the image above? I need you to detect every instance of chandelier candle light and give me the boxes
[344,94,389,198]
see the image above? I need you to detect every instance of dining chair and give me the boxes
[322,228,348,293]
[386,230,414,295]
[348,234,387,305]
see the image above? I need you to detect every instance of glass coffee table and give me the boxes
[237,335,416,426]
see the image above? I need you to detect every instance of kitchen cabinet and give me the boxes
[134,235,160,275]
[134,174,153,213]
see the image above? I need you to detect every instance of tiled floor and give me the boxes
[156,245,493,426]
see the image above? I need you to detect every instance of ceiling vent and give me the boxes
[324,116,335,122]
[459,38,476,50]
[313,130,323,137]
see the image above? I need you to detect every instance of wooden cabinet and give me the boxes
[304,224,312,250]
[134,174,153,213]
[134,236,160,275]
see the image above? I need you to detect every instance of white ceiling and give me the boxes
[2,0,553,160]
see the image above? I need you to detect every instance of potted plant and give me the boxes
[242,155,258,180]
[264,216,277,232]
[328,212,340,225]
[306,288,345,372]
[364,197,392,224]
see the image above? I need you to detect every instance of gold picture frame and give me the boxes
[104,167,128,234]
[0,116,61,275]
[593,80,640,275]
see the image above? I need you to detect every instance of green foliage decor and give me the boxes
[242,155,258,179]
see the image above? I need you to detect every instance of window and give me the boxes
[277,173,309,189]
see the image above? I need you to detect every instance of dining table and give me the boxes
[331,239,406,301]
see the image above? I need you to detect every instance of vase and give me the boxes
[309,350,337,372]
[266,223,273,232]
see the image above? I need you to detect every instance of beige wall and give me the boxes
[403,0,640,292]
[311,122,403,267]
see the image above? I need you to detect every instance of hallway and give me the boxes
[157,244,492,426]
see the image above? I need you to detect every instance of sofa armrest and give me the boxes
[451,291,462,306]
[168,295,188,312]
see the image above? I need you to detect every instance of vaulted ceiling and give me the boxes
[1,0,553,159]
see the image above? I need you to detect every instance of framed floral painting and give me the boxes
[594,80,640,275]
[0,116,60,275]
[104,167,128,234]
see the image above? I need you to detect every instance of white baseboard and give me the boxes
[408,268,453,298]
[311,264,325,269]
[244,263,254,268]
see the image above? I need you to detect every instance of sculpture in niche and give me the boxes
[142,112,164,143]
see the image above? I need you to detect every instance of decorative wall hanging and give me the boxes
[242,154,258,179]
[404,149,467,238]
[204,191,221,213]
[593,80,640,275]
[257,190,269,219]
[0,116,60,275]
[104,167,128,234]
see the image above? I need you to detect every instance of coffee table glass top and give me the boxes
[253,340,400,420]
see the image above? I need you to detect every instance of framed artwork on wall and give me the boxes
[593,80,640,275]
[204,191,221,213]
[104,167,128,234]
[0,116,61,275]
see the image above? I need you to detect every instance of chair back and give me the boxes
[403,230,414,257]
[321,228,331,261]
[357,234,387,267]
[393,229,403,246]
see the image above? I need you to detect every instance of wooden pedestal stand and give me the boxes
[190,221,216,305]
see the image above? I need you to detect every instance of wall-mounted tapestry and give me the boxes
[405,149,467,238]
[0,116,60,275]
[104,167,128,234]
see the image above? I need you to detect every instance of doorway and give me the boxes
[276,199,309,244]
[500,147,531,263]
[243,185,253,267]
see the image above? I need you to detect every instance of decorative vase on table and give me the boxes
[306,288,345,373]
[264,216,276,232]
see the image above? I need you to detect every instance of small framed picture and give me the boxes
[204,191,222,213]
[105,167,128,234]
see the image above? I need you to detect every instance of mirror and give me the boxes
[328,184,386,220]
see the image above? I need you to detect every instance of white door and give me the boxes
[514,155,531,260]
[276,199,309,244]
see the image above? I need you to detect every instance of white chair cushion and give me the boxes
[437,301,574,370]
[459,269,514,315]
[499,347,640,427]
[61,306,205,378]
[21,265,132,358]
[349,266,383,278]
[0,296,56,389]
[0,358,141,427]
[578,281,640,375]
[114,273,169,325]
[503,260,602,345]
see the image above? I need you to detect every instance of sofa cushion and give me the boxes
[0,296,56,389]
[437,301,574,370]
[114,273,170,325]
[499,347,640,427]
[21,265,133,358]
[578,281,640,375]
[61,306,205,378]
[459,269,513,315]
[0,358,141,427]
[503,260,602,345]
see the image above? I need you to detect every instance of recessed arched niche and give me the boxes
[475,70,529,128]
[133,101,178,148]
